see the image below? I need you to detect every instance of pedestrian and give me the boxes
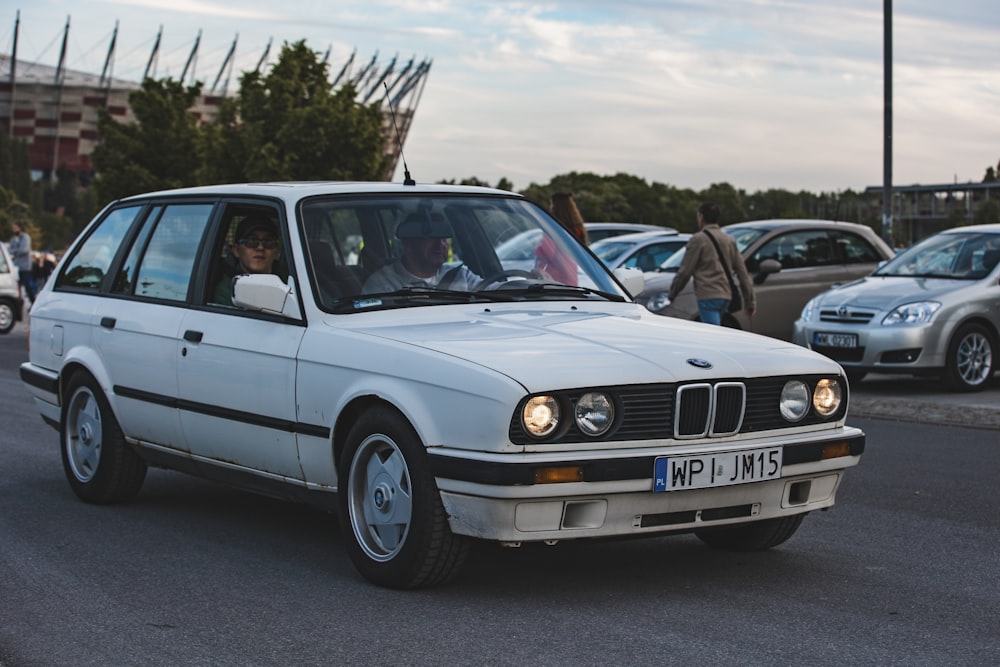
[8,221,36,303]
[548,191,588,244]
[667,202,756,325]
[534,191,586,285]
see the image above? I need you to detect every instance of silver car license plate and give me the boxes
[814,332,858,348]
[653,447,782,492]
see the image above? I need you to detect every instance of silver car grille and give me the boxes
[675,382,746,438]
[819,307,876,324]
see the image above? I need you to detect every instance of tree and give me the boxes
[201,41,387,183]
[91,78,205,202]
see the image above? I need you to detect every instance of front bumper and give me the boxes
[430,427,863,542]
[792,320,946,372]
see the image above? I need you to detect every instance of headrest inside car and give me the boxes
[396,211,452,239]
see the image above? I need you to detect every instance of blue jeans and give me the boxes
[697,298,730,326]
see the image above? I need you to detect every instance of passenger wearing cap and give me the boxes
[362,211,481,293]
[212,214,282,306]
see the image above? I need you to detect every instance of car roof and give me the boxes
[117,181,519,203]
[938,223,1000,235]
[585,222,671,232]
[724,218,875,232]
[591,230,682,245]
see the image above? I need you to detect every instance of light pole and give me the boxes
[882,0,893,245]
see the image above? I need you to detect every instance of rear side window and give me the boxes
[132,204,214,302]
[832,231,882,264]
[58,206,144,290]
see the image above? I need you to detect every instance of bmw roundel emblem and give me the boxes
[686,358,713,369]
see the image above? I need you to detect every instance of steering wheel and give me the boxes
[475,269,539,290]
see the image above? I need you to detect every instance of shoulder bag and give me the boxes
[702,229,743,313]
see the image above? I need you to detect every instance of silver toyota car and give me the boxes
[793,223,1000,391]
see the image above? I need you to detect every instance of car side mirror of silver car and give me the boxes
[613,267,644,297]
[233,274,302,319]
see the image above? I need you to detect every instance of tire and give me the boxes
[338,406,469,589]
[0,299,15,334]
[694,514,805,552]
[61,371,147,504]
[943,323,995,392]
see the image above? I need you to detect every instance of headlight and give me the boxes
[646,292,671,312]
[799,296,820,322]
[882,301,940,326]
[522,395,560,437]
[812,378,842,417]
[574,392,614,436]
[780,380,810,421]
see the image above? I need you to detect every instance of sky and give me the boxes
[4,1,1000,193]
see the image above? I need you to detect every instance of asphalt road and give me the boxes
[1,323,998,666]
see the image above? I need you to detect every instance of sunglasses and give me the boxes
[238,237,280,250]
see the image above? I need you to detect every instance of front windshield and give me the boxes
[300,194,628,312]
[874,232,1000,280]
[658,226,764,271]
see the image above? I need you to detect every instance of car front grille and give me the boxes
[819,308,876,324]
[508,375,845,445]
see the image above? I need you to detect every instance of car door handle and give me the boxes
[100,317,116,329]
[183,330,204,343]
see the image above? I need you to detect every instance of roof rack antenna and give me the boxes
[383,81,415,186]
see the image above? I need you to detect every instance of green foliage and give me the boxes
[91,77,205,203]
[973,199,1000,226]
[200,41,387,182]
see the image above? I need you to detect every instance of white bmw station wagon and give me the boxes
[21,182,864,588]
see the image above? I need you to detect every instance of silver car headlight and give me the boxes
[799,296,820,322]
[780,380,810,421]
[646,292,671,312]
[522,395,560,437]
[574,392,614,436]
[882,301,941,326]
[813,378,842,417]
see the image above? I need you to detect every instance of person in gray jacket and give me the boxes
[8,221,35,303]
[667,202,756,325]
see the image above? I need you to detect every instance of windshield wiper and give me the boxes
[495,282,625,302]
[326,286,519,312]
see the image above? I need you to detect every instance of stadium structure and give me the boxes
[0,12,431,182]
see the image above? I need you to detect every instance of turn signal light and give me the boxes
[534,466,584,484]
[821,441,852,460]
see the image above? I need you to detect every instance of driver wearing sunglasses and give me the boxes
[212,214,282,306]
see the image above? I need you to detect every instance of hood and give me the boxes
[817,275,972,308]
[345,303,837,392]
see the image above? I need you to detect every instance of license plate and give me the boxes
[653,447,782,492]
[813,332,858,348]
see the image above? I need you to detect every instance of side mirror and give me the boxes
[755,258,782,285]
[614,267,644,297]
[233,274,302,319]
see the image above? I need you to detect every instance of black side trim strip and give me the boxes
[428,434,866,487]
[113,385,330,439]
[20,365,59,395]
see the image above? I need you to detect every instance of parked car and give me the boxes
[21,183,864,589]
[585,222,671,244]
[496,223,676,273]
[636,220,895,340]
[590,231,691,272]
[793,223,1000,391]
[0,242,24,334]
